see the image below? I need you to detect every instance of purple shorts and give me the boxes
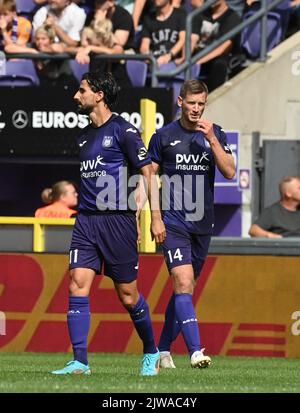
[162,224,211,278]
[69,213,138,283]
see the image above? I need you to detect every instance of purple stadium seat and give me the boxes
[158,62,201,117]
[69,59,89,84]
[126,60,148,87]
[16,0,38,18]
[0,59,39,86]
[241,11,283,59]
[158,62,201,82]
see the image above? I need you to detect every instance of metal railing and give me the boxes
[4,0,285,87]
[1,215,300,254]
[4,51,160,86]
[159,0,285,80]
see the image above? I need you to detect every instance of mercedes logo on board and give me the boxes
[12,110,29,129]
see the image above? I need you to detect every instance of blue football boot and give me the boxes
[140,350,160,376]
[51,360,91,375]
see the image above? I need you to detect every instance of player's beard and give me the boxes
[76,104,93,115]
[189,113,200,124]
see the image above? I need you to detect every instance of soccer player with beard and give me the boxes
[51,71,166,376]
[148,79,235,369]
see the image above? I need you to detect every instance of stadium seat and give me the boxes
[0,59,39,86]
[241,11,283,59]
[126,60,148,87]
[159,62,201,83]
[69,60,89,84]
[16,0,39,19]
[158,62,201,117]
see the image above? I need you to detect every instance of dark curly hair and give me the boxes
[82,71,118,110]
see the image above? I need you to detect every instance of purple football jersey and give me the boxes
[148,120,232,234]
[77,114,151,213]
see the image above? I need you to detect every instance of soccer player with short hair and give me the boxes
[148,79,235,368]
[51,71,166,376]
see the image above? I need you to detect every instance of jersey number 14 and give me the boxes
[167,248,183,263]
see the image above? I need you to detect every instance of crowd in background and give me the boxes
[0,0,300,90]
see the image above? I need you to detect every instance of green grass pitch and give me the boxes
[1,353,300,393]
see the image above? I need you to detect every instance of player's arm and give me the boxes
[157,31,185,66]
[135,161,159,214]
[197,40,232,65]
[113,29,130,49]
[140,36,151,54]
[132,0,147,30]
[198,119,235,179]
[249,224,282,238]
[139,164,166,244]
[248,207,282,238]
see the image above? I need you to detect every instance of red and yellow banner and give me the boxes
[1,253,300,357]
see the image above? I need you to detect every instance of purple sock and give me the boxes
[67,296,90,366]
[128,294,157,354]
[174,293,200,356]
[158,294,181,352]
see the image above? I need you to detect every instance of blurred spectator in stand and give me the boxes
[227,0,245,16]
[191,0,241,91]
[245,0,290,39]
[0,0,32,51]
[66,11,119,65]
[132,0,188,31]
[249,176,300,238]
[133,0,154,32]
[78,0,135,88]
[283,0,300,37]
[5,24,78,86]
[80,16,115,49]
[139,0,186,67]
[33,0,86,47]
[35,180,78,218]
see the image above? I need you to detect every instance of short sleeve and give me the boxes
[113,8,133,32]
[148,131,162,164]
[119,126,152,170]
[178,9,187,32]
[253,208,273,230]
[192,14,202,35]
[141,17,151,39]
[32,6,48,33]
[67,8,86,41]
[214,125,233,154]
[17,18,32,44]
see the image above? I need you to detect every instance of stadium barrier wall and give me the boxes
[1,252,300,358]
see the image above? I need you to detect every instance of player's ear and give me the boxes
[95,90,104,103]
[177,96,183,107]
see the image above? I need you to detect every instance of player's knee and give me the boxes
[119,293,136,309]
[174,279,193,294]
[69,277,87,296]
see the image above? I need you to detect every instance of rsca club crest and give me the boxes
[102,136,113,148]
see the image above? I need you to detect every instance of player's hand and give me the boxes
[94,8,108,20]
[45,14,55,26]
[76,49,91,64]
[0,16,8,31]
[151,218,166,244]
[197,119,215,143]
[157,54,172,66]
[136,213,141,244]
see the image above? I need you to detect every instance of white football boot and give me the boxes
[190,348,211,368]
[159,351,176,368]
